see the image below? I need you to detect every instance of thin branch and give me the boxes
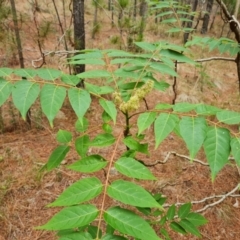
[162,184,240,213]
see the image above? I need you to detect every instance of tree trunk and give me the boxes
[201,0,214,34]
[234,0,240,17]
[139,0,147,17]
[133,0,137,20]
[183,0,198,44]
[73,0,85,88]
[216,0,240,92]
[10,0,31,125]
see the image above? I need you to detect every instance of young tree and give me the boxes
[73,0,85,87]
[234,0,240,17]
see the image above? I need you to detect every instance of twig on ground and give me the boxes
[162,184,240,212]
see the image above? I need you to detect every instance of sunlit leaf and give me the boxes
[48,177,103,207]
[47,145,70,171]
[56,130,72,144]
[104,207,160,240]
[36,204,99,230]
[37,68,62,80]
[68,155,108,173]
[154,113,179,148]
[99,99,117,124]
[114,157,156,180]
[68,88,91,119]
[137,112,156,135]
[107,180,161,208]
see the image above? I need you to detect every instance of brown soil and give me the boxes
[0,2,240,240]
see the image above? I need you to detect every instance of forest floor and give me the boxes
[0,2,240,240]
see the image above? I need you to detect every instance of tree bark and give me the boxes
[73,0,85,88]
[10,0,31,125]
[234,0,240,17]
[216,0,240,92]
[183,0,198,43]
[201,0,214,34]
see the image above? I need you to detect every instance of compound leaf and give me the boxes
[107,180,161,208]
[36,204,99,230]
[99,99,117,124]
[104,207,161,240]
[47,145,70,171]
[40,84,66,127]
[68,155,108,173]
[68,88,91,119]
[0,78,12,107]
[114,157,156,180]
[137,112,156,135]
[48,177,103,207]
[203,127,230,181]
[12,81,40,120]
[154,113,179,148]
[179,117,207,159]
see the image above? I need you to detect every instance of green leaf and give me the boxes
[75,117,89,132]
[90,133,115,147]
[71,51,103,60]
[185,212,208,227]
[217,110,240,125]
[153,80,170,91]
[75,135,90,158]
[47,145,70,171]
[58,231,93,240]
[160,229,170,240]
[68,154,108,173]
[231,138,240,166]
[70,59,105,65]
[123,136,149,154]
[61,74,80,86]
[154,113,179,148]
[40,84,66,127]
[179,117,207,159]
[167,205,176,220]
[48,177,103,207]
[12,81,40,120]
[99,99,117,124]
[178,203,191,218]
[14,68,37,78]
[203,127,230,181]
[36,204,99,230]
[135,42,156,52]
[77,70,111,79]
[150,62,177,76]
[114,157,156,180]
[68,88,91,119]
[102,123,113,133]
[88,225,102,239]
[107,180,161,208]
[56,130,72,144]
[154,103,172,110]
[102,234,128,240]
[0,79,12,107]
[179,219,201,237]
[0,68,13,77]
[170,222,186,235]
[137,112,156,135]
[160,49,195,64]
[37,68,62,80]
[173,102,196,112]
[195,104,221,115]
[104,207,161,240]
